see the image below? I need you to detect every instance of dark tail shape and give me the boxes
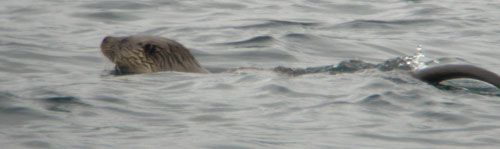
[411,64,500,89]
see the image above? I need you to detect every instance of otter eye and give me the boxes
[143,43,156,55]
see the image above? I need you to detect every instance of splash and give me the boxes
[404,45,427,70]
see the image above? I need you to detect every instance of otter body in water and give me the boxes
[411,64,500,89]
[101,35,208,74]
[273,58,500,89]
[100,35,500,89]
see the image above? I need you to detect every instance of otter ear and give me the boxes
[143,43,157,55]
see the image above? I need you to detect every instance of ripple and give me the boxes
[331,19,451,29]
[0,91,17,104]
[411,125,500,134]
[359,43,406,56]
[80,1,153,10]
[236,20,319,29]
[93,125,143,133]
[0,107,56,125]
[162,82,196,90]
[6,6,49,15]
[260,84,338,99]
[207,83,235,90]
[358,94,392,106]
[38,96,91,113]
[22,140,52,149]
[140,27,169,35]
[354,133,486,146]
[200,1,247,10]
[325,4,378,15]
[103,106,160,117]
[412,6,449,15]
[0,41,51,49]
[261,84,291,94]
[72,11,142,22]
[189,114,234,122]
[357,94,404,111]
[411,111,473,125]
[218,36,275,48]
[283,33,314,40]
[200,107,242,113]
[206,144,251,149]
[383,91,423,103]
[94,96,129,105]
[42,96,80,103]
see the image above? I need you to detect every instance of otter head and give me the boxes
[100,35,207,74]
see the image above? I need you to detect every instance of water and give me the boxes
[2,0,500,148]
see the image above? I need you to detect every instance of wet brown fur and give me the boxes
[101,35,208,74]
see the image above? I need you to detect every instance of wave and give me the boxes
[72,11,142,22]
[218,35,275,47]
[235,20,319,29]
[329,19,459,30]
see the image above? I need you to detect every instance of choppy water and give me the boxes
[2,0,500,148]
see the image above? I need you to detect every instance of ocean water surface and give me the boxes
[2,0,500,148]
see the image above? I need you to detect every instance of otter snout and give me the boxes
[102,36,113,44]
[101,36,118,49]
[100,36,121,63]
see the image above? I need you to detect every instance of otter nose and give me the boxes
[102,36,113,43]
[101,36,118,52]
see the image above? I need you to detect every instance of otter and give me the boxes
[101,35,208,74]
[100,35,500,89]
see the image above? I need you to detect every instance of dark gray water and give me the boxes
[2,0,500,148]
